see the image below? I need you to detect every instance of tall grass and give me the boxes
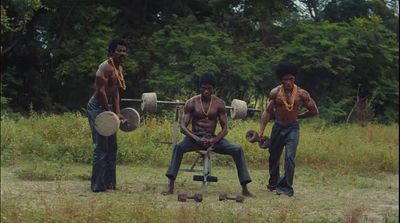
[1,112,398,173]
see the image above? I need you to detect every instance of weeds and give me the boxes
[0,113,398,174]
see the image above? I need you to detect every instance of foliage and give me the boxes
[0,0,398,123]
[0,0,43,36]
[1,114,398,173]
[273,16,398,122]
[146,15,260,102]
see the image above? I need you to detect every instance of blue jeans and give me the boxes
[268,121,300,195]
[166,132,252,185]
[87,97,117,192]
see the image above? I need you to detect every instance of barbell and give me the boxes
[121,92,261,120]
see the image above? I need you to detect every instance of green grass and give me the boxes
[1,113,398,173]
[1,163,398,223]
[0,113,398,222]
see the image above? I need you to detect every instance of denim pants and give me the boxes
[268,121,300,194]
[87,97,117,192]
[165,132,252,185]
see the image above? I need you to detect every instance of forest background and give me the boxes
[1,1,399,222]
[1,0,399,124]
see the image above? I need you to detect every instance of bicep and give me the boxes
[266,98,275,114]
[218,101,228,127]
[95,68,107,90]
[266,91,276,114]
[302,91,317,110]
[182,101,194,126]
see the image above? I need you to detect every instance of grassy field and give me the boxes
[1,112,398,172]
[1,163,398,223]
[0,113,399,222]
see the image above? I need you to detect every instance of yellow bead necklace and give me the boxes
[278,84,298,111]
[200,96,213,119]
[109,58,126,90]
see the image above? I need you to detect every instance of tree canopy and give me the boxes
[1,0,399,123]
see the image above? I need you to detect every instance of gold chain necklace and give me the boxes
[109,58,126,90]
[278,84,298,111]
[200,96,213,120]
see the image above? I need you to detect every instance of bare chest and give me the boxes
[275,93,302,110]
[193,101,218,120]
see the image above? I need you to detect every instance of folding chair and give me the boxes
[170,103,218,193]
[179,148,218,193]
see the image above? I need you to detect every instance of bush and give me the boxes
[1,113,398,173]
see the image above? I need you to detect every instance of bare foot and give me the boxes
[242,190,255,197]
[242,184,255,197]
[161,179,174,196]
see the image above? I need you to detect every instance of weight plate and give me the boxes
[120,107,140,132]
[95,111,120,136]
[231,99,247,120]
[141,92,157,113]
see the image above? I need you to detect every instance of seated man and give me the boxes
[161,73,253,197]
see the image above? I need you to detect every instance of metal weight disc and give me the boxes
[95,111,120,136]
[230,99,248,120]
[141,92,157,113]
[246,130,259,143]
[177,193,187,202]
[120,107,140,132]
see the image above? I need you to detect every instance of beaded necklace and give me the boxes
[109,58,126,90]
[278,84,298,111]
[200,96,213,120]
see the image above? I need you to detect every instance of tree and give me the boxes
[146,15,259,102]
[273,16,398,122]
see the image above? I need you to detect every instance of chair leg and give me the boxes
[200,154,212,193]
[189,154,202,171]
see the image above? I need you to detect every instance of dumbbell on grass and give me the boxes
[177,193,203,202]
[245,130,270,149]
[218,193,245,203]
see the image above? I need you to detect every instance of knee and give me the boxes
[231,144,243,155]
[174,144,186,153]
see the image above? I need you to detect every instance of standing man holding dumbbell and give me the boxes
[258,61,318,197]
[87,38,128,192]
[161,73,253,197]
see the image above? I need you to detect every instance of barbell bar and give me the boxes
[121,92,261,120]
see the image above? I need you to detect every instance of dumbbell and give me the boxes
[177,193,203,202]
[94,107,140,136]
[218,193,245,203]
[245,130,270,149]
[121,92,262,120]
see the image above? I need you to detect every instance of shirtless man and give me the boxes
[258,61,318,197]
[162,73,253,196]
[86,38,128,192]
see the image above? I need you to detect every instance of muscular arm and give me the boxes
[113,87,121,115]
[95,64,111,111]
[213,100,228,143]
[298,90,318,119]
[258,91,276,137]
[180,99,200,142]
